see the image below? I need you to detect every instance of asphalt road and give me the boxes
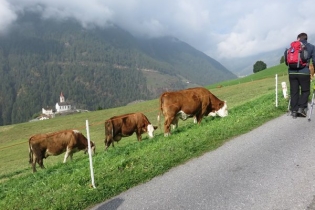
[90,112,315,210]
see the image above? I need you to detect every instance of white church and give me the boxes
[55,92,72,113]
[41,92,72,118]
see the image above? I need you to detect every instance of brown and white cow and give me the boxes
[188,87,228,117]
[28,129,95,172]
[104,112,158,150]
[158,87,228,136]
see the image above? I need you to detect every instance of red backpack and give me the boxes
[284,41,308,69]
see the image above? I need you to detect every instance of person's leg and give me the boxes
[289,74,300,113]
[297,74,310,116]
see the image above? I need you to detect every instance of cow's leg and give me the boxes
[104,137,110,150]
[164,116,174,137]
[110,140,115,148]
[195,112,203,124]
[69,153,73,161]
[32,154,37,172]
[105,135,115,150]
[171,118,179,130]
[105,142,114,150]
[136,131,142,141]
[38,158,45,169]
[105,139,113,151]
[63,153,68,163]
[29,148,33,164]
[32,162,37,172]
[63,147,71,163]
[33,152,45,172]
[193,116,197,124]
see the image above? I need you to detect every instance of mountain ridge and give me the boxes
[0,12,237,125]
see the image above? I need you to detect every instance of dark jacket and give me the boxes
[288,40,315,74]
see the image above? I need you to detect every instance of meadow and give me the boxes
[0,64,291,209]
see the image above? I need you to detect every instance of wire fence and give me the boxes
[0,83,283,152]
[0,103,161,151]
[1,91,199,151]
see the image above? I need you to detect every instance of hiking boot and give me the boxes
[292,111,297,119]
[297,108,307,117]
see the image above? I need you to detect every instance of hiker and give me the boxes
[286,32,315,118]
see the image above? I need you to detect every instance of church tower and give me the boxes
[55,91,71,113]
[60,92,65,103]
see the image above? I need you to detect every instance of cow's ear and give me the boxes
[154,126,158,130]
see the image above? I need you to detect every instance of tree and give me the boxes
[253,61,267,73]
[280,55,285,64]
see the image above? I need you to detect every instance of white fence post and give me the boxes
[275,74,278,107]
[86,119,96,188]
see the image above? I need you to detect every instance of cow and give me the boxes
[187,87,228,117]
[28,129,95,172]
[104,112,158,150]
[158,87,228,136]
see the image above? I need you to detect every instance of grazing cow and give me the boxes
[28,129,95,172]
[187,87,228,117]
[104,112,158,150]
[158,87,228,136]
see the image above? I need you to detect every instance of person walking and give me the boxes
[287,32,315,118]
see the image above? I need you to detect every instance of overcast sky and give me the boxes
[1,0,315,66]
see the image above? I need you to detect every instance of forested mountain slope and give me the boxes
[0,12,236,125]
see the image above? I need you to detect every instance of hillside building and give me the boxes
[37,92,74,121]
[42,107,54,115]
[55,92,72,113]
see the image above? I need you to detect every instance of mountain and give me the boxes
[220,50,282,77]
[0,12,237,126]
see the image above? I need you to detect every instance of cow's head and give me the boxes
[147,124,158,138]
[84,141,96,154]
[209,101,228,117]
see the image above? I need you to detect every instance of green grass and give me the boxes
[0,63,291,209]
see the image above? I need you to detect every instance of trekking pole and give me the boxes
[308,89,315,121]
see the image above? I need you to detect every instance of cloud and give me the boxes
[215,0,315,58]
[0,0,17,34]
[2,0,315,64]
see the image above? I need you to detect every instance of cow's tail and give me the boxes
[28,137,33,164]
[104,120,113,150]
[157,94,164,130]
[157,112,161,129]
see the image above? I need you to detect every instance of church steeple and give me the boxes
[60,92,65,103]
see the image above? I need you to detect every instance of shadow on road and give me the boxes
[91,197,124,210]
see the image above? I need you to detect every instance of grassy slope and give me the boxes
[0,64,291,209]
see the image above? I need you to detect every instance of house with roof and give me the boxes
[55,92,72,113]
[42,107,54,116]
[37,92,73,121]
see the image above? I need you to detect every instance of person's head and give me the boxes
[297,32,308,41]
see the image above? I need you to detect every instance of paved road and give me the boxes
[90,112,315,210]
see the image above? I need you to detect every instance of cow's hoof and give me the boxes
[164,133,171,137]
